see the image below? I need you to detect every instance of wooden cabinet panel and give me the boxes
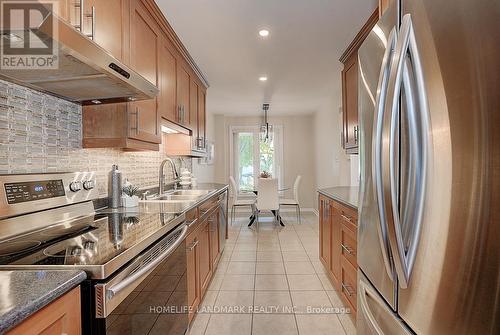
[318,193,358,317]
[319,196,331,272]
[341,222,357,268]
[186,229,200,322]
[330,207,341,288]
[159,37,178,123]
[342,53,359,152]
[84,0,126,60]
[7,287,81,335]
[197,88,206,150]
[209,209,220,268]
[341,256,358,316]
[190,79,199,146]
[198,219,212,297]
[129,0,160,144]
[176,62,191,127]
[339,9,378,154]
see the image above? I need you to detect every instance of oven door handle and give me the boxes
[106,224,188,298]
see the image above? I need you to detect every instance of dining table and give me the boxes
[247,187,290,227]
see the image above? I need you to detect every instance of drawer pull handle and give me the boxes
[186,219,197,227]
[341,214,353,223]
[342,283,355,297]
[341,243,355,256]
[187,240,199,251]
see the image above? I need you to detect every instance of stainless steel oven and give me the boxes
[0,172,190,335]
[85,223,189,334]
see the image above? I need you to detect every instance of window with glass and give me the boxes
[231,126,283,192]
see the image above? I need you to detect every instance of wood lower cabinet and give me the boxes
[209,208,220,267]
[198,218,212,297]
[186,191,227,323]
[7,287,81,335]
[319,195,332,278]
[319,193,358,318]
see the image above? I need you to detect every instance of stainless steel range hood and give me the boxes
[0,11,158,105]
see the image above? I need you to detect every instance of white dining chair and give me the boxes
[229,176,256,225]
[256,178,280,227]
[279,175,302,224]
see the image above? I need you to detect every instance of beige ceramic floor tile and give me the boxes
[226,261,256,275]
[213,290,254,313]
[257,251,283,262]
[255,274,289,291]
[295,314,346,335]
[281,251,309,262]
[256,262,286,275]
[204,314,252,335]
[290,290,333,314]
[188,313,210,335]
[287,274,324,291]
[252,314,299,335]
[317,273,335,290]
[284,261,316,275]
[220,274,255,291]
[230,251,257,262]
[253,291,294,314]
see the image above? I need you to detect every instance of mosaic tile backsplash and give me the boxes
[0,79,190,197]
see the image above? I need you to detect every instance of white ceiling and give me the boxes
[156,0,377,116]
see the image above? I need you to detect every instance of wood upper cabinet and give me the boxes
[189,79,199,148]
[197,88,206,150]
[159,36,178,123]
[176,61,191,127]
[342,52,359,152]
[82,0,127,60]
[379,0,392,16]
[340,9,379,154]
[7,287,81,335]
[128,0,160,144]
[81,0,209,151]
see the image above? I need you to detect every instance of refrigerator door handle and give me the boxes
[372,27,397,280]
[359,279,385,335]
[385,14,430,289]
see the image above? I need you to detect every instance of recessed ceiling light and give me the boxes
[259,76,268,82]
[259,29,270,37]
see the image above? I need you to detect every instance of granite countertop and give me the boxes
[318,186,359,209]
[0,270,86,334]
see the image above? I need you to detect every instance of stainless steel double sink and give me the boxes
[142,189,215,203]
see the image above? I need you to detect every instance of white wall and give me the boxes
[212,114,317,209]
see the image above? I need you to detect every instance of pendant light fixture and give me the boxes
[260,103,273,143]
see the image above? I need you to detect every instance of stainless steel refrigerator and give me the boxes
[357,0,500,334]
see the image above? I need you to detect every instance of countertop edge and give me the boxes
[317,188,358,210]
[0,270,87,334]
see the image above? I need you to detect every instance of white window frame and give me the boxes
[229,125,284,194]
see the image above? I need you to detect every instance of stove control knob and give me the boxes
[69,181,82,192]
[83,180,95,190]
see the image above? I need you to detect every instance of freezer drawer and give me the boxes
[357,271,412,335]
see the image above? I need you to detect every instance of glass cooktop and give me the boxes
[0,211,182,278]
